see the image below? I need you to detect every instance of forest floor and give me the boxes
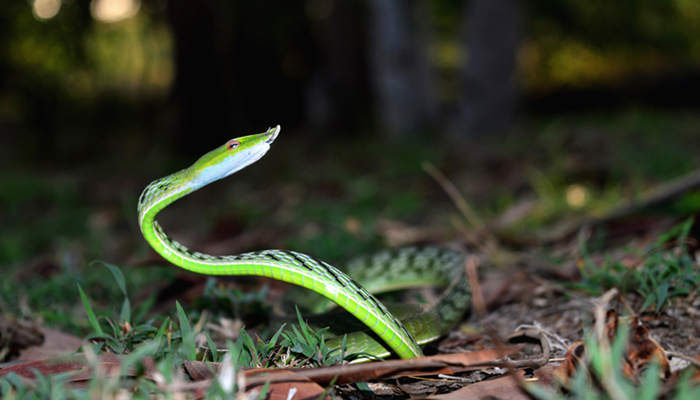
[1,109,699,398]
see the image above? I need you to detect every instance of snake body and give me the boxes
[138,126,470,359]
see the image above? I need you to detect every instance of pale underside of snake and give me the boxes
[137,126,471,359]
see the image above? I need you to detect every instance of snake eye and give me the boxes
[227,140,240,150]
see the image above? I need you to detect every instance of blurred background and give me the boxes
[4,0,700,159]
[2,0,700,325]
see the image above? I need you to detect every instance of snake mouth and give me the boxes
[265,125,281,144]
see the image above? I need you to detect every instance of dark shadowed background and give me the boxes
[3,0,700,161]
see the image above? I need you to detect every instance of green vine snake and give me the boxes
[138,126,471,359]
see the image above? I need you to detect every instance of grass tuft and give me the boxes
[573,218,699,311]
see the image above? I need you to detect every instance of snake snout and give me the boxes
[265,125,281,144]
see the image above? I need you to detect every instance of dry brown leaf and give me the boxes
[554,341,584,384]
[0,356,88,380]
[0,318,44,359]
[429,365,562,400]
[625,316,670,380]
[555,309,670,385]
[183,360,219,381]
[428,374,530,400]
[184,368,331,400]
[245,371,329,400]
[481,269,537,311]
[0,353,121,381]
[17,327,82,361]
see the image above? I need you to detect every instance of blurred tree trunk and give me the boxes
[451,0,520,138]
[306,1,372,133]
[368,0,437,137]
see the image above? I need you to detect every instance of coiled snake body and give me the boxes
[138,126,470,359]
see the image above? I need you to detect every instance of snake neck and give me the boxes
[137,169,200,264]
[138,169,193,217]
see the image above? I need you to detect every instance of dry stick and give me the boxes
[593,288,619,343]
[421,165,543,378]
[422,161,508,267]
[591,288,629,400]
[178,359,500,392]
[422,162,484,231]
[422,163,491,322]
[506,327,552,369]
[495,327,556,396]
[465,255,486,317]
[541,167,700,243]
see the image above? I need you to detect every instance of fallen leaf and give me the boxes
[184,360,218,381]
[555,309,670,385]
[428,374,529,400]
[430,365,562,400]
[186,368,331,399]
[554,341,584,384]
[0,353,121,381]
[0,356,87,380]
[17,327,82,361]
[245,371,328,400]
[625,316,670,380]
[0,318,44,359]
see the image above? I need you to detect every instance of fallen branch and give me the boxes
[539,168,700,243]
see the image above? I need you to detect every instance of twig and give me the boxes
[465,256,486,317]
[422,161,484,231]
[591,289,629,400]
[506,326,552,369]
[593,288,619,343]
[540,167,700,243]
[514,322,570,354]
[423,161,510,264]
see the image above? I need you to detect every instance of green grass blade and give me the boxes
[77,284,103,336]
[655,281,669,311]
[120,298,131,324]
[1,379,13,397]
[236,329,255,367]
[205,333,219,362]
[340,333,347,362]
[295,306,312,343]
[132,294,155,325]
[256,380,271,400]
[637,362,660,400]
[154,316,170,343]
[92,260,128,297]
[175,301,196,360]
[121,341,160,376]
[266,323,285,353]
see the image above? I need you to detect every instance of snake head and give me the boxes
[190,125,280,188]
